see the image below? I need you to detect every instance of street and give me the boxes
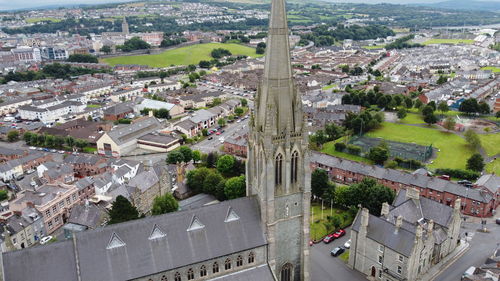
[191,118,249,154]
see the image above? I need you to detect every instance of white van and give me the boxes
[461,266,476,280]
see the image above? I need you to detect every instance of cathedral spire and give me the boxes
[255,0,301,135]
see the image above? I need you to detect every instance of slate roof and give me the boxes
[106,117,162,145]
[352,212,415,257]
[3,197,266,281]
[68,203,105,229]
[209,264,274,281]
[104,104,133,116]
[476,174,500,194]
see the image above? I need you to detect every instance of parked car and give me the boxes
[29,146,36,150]
[58,150,65,154]
[42,148,49,152]
[25,169,35,175]
[344,239,351,249]
[208,136,213,140]
[323,234,335,244]
[496,218,500,225]
[461,266,476,280]
[216,132,221,135]
[330,247,345,257]
[332,229,346,239]
[50,149,57,153]
[16,175,24,181]
[40,236,53,245]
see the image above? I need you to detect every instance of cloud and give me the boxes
[0,0,134,11]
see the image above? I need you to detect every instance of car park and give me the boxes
[16,175,24,181]
[330,247,345,257]
[332,229,346,239]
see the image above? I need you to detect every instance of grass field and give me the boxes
[478,133,500,157]
[423,39,474,46]
[322,84,338,91]
[321,141,373,164]
[486,159,500,175]
[102,43,262,68]
[366,122,475,170]
[26,17,61,23]
[310,204,354,241]
[400,113,425,125]
[481,66,500,73]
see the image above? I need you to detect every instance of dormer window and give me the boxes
[187,216,205,231]
[106,233,125,250]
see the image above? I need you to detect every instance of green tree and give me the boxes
[404,97,413,109]
[240,98,248,107]
[118,37,150,52]
[328,215,342,231]
[0,190,8,201]
[217,155,235,176]
[422,105,434,117]
[192,150,201,163]
[459,98,479,114]
[437,75,448,85]
[100,45,112,54]
[203,170,224,195]
[466,153,484,172]
[45,134,55,147]
[179,146,193,163]
[442,117,456,132]
[152,193,179,215]
[202,128,209,136]
[210,48,232,59]
[155,108,170,119]
[7,130,19,142]
[167,150,185,164]
[438,101,449,114]
[199,60,211,69]
[414,99,423,109]
[496,111,500,119]
[206,152,218,168]
[75,139,88,150]
[396,108,407,120]
[234,107,244,116]
[464,129,482,150]
[218,118,226,127]
[368,145,389,165]
[108,195,140,225]
[478,102,491,115]
[65,136,75,148]
[423,113,438,126]
[311,169,329,198]
[186,167,210,193]
[224,175,246,199]
[67,54,98,63]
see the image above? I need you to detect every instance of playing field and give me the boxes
[400,113,425,125]
[481,66,500,73]
[486,159,500,175]
[362,45,386,50]
[102,43,262,68]
[423,39,474,46]
[26,17,61,23]
[366,122,475,170]
[478,133,500,157]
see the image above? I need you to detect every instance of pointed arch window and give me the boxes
[281,263,293,281]
[236,255,243,267]
[200,265,207,277]
[291,151,299,183]
[174,272,181,281]
[187,268,194,280]
[213,262,219,274]
[275,153,283,185]
[225,258,232,270]
[161,276,167,281]
[248,252,255,264]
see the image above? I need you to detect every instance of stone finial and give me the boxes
[360,208,369,227]
[415,225,423,239]
[406,188,420,201]
[395,215,403,230]
[381,202,390,217]
[427,220,434,233]
[454,198,461,211]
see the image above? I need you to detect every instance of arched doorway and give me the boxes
[371,266,376,277]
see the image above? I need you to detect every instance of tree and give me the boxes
[7,130,19,142]
[192,150,201,163]
[422,105,434,117]
[328,215,342,231]
[256,42,266,54]
[438,101,449,114]
[178,146,193,163]
[152,193,179,215]
[464,129,482,150]
[67,54,98,63]
[44,134,55,147]
[335,178,395,216]
[423,113,438,126]
[442,116,456,132]
[203,170,224,195]
[466,153,484,172]
[217,155,235,176]
[206,152,218,168]
[155,108,170,119]
[396,108,407,120]
[224,175,246,199]
[100,45,112,54]
[108,196,139,224]
[23,132,34,145]
[199,60,211,69]
[368,145,389,165]
[414,99,423,109]
[404,97,413,109]
[0,190,8,201]
[201,128,208,136]
[311,169,329,198]
[186,167,210,193]
[234,107,244,116]
[334,142,346,152]
[65,136,75,148]
[240,98,248,107]
[478,102,491,115]
[75,139,88,150]
[118,37,150,52]
[459,98,479,114]
[218,118,226,127]
[210,48,232,59]
[496,111,500,119]
[167,150,185,164]
[437,75,448,85]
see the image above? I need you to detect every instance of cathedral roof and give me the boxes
[3,197,267,281]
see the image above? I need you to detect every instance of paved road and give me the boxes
[191,118,249,154]
[310,227,366,281]
[434,221,500,281]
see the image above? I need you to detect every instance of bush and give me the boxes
[346,144,361,155]
[435,168,480,181]
[334,142,346,152]
[117,119,131,124]
[393,157,423,169]
[0,190,8,201]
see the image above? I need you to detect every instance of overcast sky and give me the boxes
[2,0,500,11]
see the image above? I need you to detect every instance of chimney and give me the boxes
[405,187,420,201]
[395,215,403,231]
[381,202,390,217]
[427,219,434,233]
[359,208,369,235]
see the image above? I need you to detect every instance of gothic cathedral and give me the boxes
[246,0,311,280]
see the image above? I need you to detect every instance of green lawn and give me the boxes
[321,141,373,164]
[87,104,101,108]
[478,133,500,157]
[102,43,262,68]
[362,45,386,50]
[366,122,475,170]
[400,113,425,125]
[310,204,354,241]
[423,39,474,45]
[26,17,61,23]
[486,159,500,175]
[339,250,350,263]
[481,66,500,73]
[322,84,338,91]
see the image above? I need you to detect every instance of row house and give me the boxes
[75,177,96,201]
[0,153,52,182]
[74,82,113,99]
[190,109,217,130]
[9,184,80,234]
[174,119,198,138]
[311,152,496,217]
[0,97,32,116]
[63,154,111,178]
[147,81,182,93]
[18,101,86,124]
[110,87,143,102]
[37,162,75,185]
[0,148,28,163]
[0,208,46,251]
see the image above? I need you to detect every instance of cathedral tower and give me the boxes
[246,0,311,280]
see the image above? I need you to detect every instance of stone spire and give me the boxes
[254,0,302,135]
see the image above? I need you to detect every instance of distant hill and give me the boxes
[413,0,500,11]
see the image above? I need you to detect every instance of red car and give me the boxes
[323,234,335,244]
[333,229,346,239]
[216,132,221,135]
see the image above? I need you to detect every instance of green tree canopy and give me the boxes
[7,130,19,142]
[311,169,330,198]
[152,193,179,215]
[464,129,482,150]
[108,195,140,225]
[217,155,236,176]
[466,153,484,172]
[224,175,246,199]
[368,145,389,165]
[167,150,185,164]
